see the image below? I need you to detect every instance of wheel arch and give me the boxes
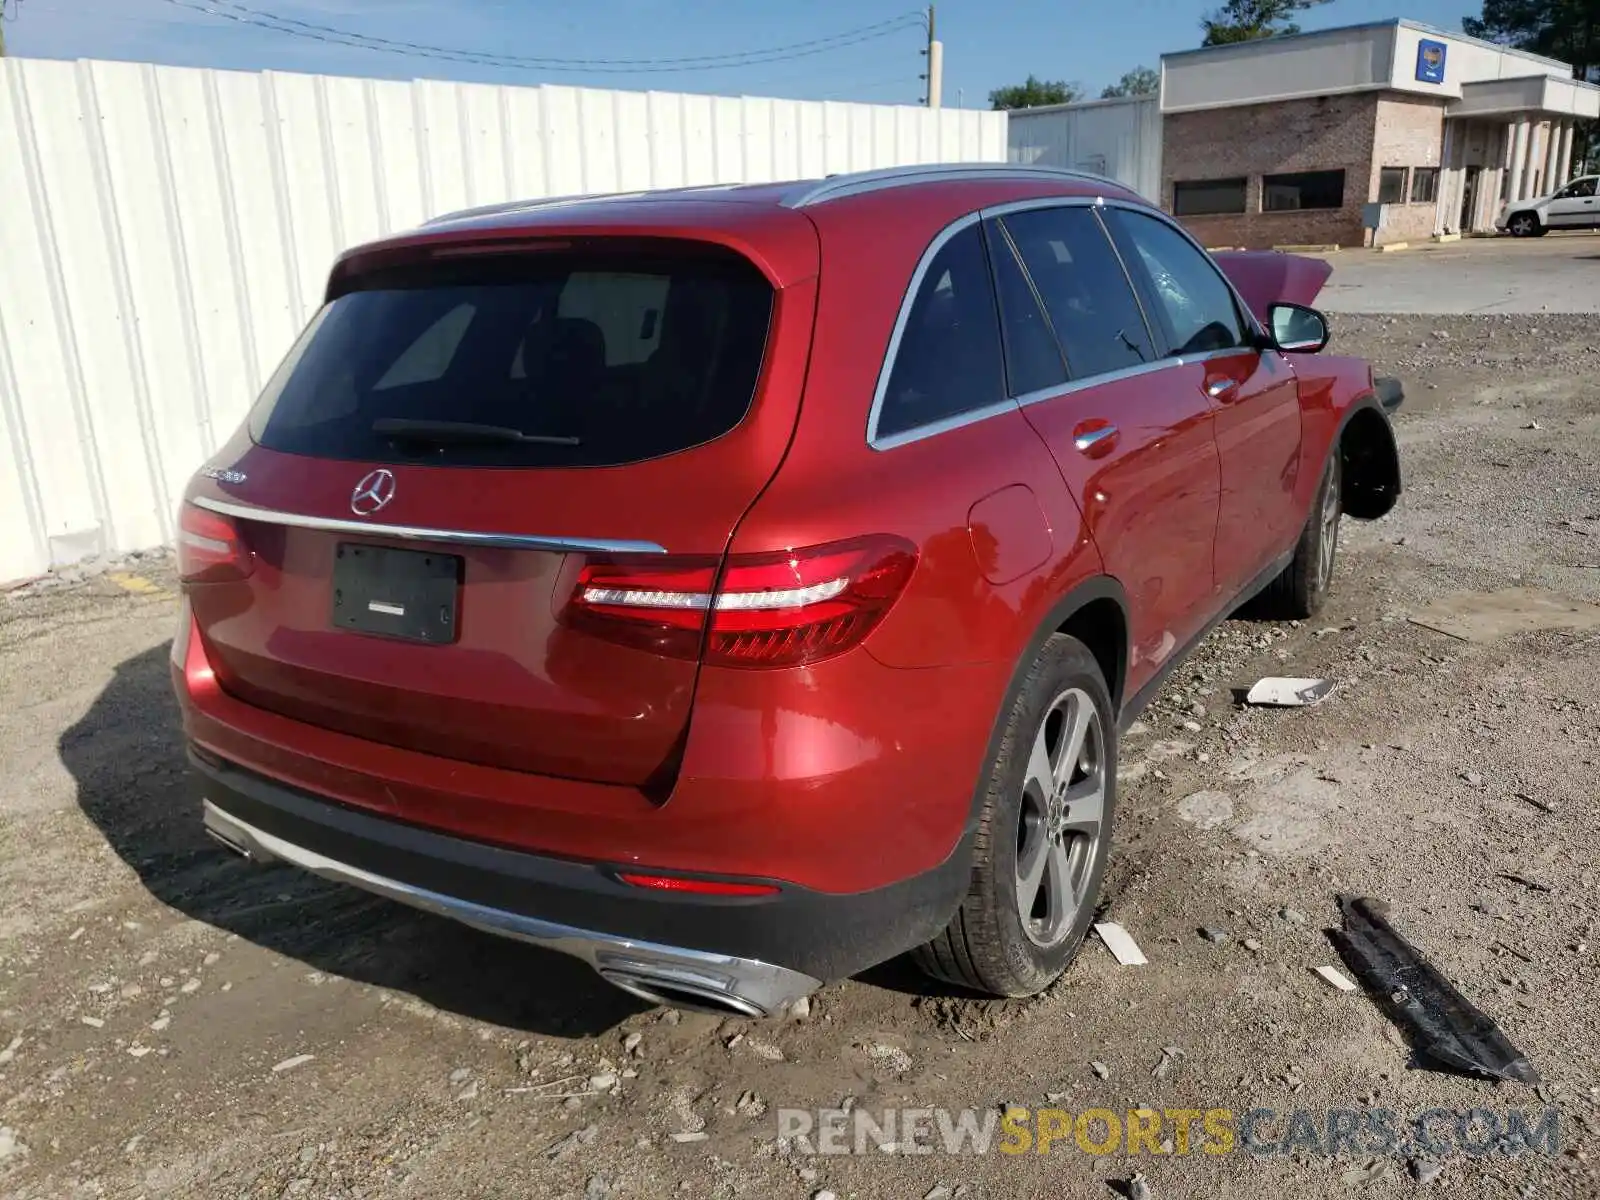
[960,575,1130,831]
[1337,397,1401,520]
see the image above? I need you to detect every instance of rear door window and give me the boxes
[874,222,1007,441]
[996,206,1155,380]
[248,245,774,468]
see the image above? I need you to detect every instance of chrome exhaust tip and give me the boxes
[205,826,253,859]
[598,968,769,1018]
[203,803,277,864]
[592,950,818,1020]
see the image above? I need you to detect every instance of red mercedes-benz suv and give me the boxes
[173,164,1400,1017]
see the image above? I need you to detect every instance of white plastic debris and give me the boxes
[1093,922,1148,966]
[1315,965,1358,992]
[1245,677,1336,707]
[272,1053,315,1073]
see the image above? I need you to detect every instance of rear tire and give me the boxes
[913,634,1116,998]
[1256,447,1342,620]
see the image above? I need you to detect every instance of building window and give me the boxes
[1262,169,1346,211]
[1172,177,1248,216]
[1411,167,1440,204]
[1378,167,1408,204]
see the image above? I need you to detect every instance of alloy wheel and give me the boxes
[1315,455,1342,592]
[1015,687,1107,948]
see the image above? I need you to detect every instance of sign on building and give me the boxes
[1415,39,1448,84]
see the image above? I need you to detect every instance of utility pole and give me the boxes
[0,0,20,58]
[921,5,943,109]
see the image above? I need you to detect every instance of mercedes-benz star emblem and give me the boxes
[350,468,396,516]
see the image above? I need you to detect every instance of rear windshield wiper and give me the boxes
[372,418,581,447]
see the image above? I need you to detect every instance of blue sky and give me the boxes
[11,0,1483,106]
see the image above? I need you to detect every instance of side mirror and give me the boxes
[1267,302,1329,353]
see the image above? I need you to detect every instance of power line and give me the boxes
[156,0,926,74]
[212,0,925,67]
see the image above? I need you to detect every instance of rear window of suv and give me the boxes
[248,243,774,468]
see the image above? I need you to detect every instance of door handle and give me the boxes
[1073,424,1119,456]
[1205,376,1239,400]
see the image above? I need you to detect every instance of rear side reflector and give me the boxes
[564,535,918,668]
[616,872,780,897]
[177,502,254,584]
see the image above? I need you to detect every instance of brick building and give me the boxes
[1007,19,1600,248]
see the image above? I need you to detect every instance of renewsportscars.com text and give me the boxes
[775,1105,1561,1159]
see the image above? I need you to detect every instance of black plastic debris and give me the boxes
[1328,895,1540,1085]
[1498,872,1553,894]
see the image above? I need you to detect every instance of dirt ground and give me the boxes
[3,312,1600,1200]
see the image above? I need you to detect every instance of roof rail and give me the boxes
[781,162,1119,209]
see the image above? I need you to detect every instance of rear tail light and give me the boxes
[564,535,918,668]
[177,502,254,584]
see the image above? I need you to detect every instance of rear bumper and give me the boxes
[175,605,1004,895]
[192,750,971,998]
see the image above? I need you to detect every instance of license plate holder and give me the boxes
[331,543,461,644]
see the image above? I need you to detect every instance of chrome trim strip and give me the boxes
[202,800,821,1018]
[980,194,1108,220]
[191,495,668,555]
[870,399,1019,452]
[785,163,1118,210]
[1184,347,1261,365]
[1010,357,1185,409]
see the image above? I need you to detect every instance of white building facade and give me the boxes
[1008,19,1600,247]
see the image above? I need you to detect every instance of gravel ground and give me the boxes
[3,314,1599,1200]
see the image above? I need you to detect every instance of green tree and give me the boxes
[1101,66,1160,98]
[989,75,1081,110]
[1463,0,1600,78]
[1464,1,1600,170]
[1201,0,1331,45]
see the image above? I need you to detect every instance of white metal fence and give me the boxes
[1007,96,1161,203]
[0,56,1007,585]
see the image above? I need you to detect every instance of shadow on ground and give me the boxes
[61,643,644,1038]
